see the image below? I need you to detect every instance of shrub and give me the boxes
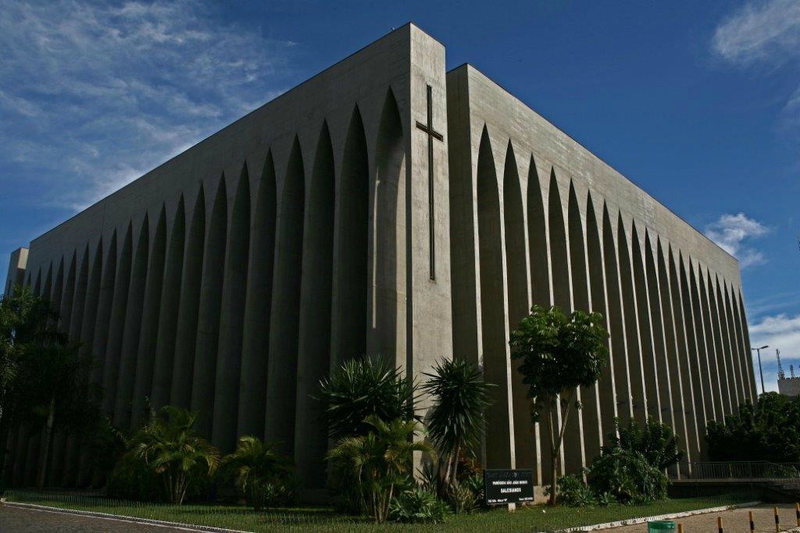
[421,359,493,492]
[127,406,220,505]
[588,447,668,504]
[446,480,478,514]
[107,451,162,502]
[462,471,485,505]
[610,418,683,470]
[318,356,417,440]
[221,436,295,510]
[707,394,800,462]
[596,491,615,507]
[389,488,451,523]
[327,416,433,523]
[546,473,595,507]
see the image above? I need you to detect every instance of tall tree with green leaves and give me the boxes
[0,285,100,488]
[707,393,800,462]
[422,358,493,490]
[510,305,608,505]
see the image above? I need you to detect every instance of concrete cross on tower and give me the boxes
[416,84,444,280]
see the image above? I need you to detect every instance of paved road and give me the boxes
[0,504,199,532]
[608,503,800,533]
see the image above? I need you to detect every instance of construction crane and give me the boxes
[776,349,785,380]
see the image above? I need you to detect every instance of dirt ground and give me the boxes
[607,503,800,533]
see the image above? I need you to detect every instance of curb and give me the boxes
[555,501,762,532]
[0,499,246,533]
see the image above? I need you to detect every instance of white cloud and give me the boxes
[0,0,296,211]
[712,0,800,143]
[712,0,800,66]
[704,213,769,268]
[748,312,800,393]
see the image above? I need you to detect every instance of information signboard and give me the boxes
[484,469,534,505]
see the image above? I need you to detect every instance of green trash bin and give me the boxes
[647,521,675,532]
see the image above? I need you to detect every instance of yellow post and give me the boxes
[774,506,780,533]
[795,502,799,527]
[678,523,684,533]
[749,510,755,533]
[717,516,723,533]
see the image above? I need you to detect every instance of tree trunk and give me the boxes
[546,405,558,506]
[36,397,55,489]
[450,444,460,486]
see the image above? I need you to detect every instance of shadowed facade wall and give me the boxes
[5,25,751,491]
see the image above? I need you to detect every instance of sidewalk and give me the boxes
[607,504,800,533]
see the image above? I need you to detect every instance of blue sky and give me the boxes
[1,1,797,392]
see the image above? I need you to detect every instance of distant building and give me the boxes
[778,377,800,397]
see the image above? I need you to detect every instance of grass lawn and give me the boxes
[2,491,756,532]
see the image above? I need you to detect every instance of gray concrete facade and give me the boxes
[3,24,753,490]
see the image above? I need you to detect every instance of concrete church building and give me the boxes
[4,24,755,490]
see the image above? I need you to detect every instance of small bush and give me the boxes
[596,491,616,507]
[545,473,595,507]
[107,452,162,502]
[446,480,478,514]
[589,447,667,504]
[259,476,299,507]
[611,418,684,470]
[389,488,451,523]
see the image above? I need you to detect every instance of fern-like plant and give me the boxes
[128,405,220,504]
[327,415,433,523]
[222,435,293,510]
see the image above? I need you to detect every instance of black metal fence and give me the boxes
[667,461,800,481]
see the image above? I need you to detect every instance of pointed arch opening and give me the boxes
[568,183,600,463]
[708,273,733,415]
[527,157,549,306]
[371,89,406,366]
[213,165,252,450]
[103,224,133,415]
[171,186,206,409]
[548,171,570,310]
[658,241,696,468]
[151,197,186,411]
[603,206,631,422]
[191,176,228,437]
[114,215,150,429]
[477,128,513,469]
[587,194,617,443]
[239,153,277,439]
[266,137,305,452]
[503,143,534,471]
[685,259,714,430]
[632,224,660,421]
[331,106,370,367]
[295,122,336,485]
[673,251,705,457]
[91,233,117,387]
[131,207,168,428]
[617,216,646,424]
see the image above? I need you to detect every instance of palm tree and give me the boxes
[318,355,417,439]
[222,436,293,510]
[422,359,493,489]
[327,415,433,523]
[129,405,220,505]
